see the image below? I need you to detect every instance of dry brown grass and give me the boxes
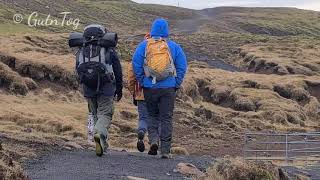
[182,67,320,130]
[0,61,30,95]
[171,146,189,155]
[170,66,320,156]
[0,34,74,70]
[0,142,27,180]
[0,91,87,138]
[0,34,79,97]
[204,157,281,180]
[0,89,142,145]
[235,36,320,76]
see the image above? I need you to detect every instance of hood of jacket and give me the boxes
[150,18,169,38]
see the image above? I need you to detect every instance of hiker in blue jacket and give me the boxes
[132,18,187,158]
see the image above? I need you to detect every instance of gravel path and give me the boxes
[25,150,214,180]
[284,164,320,180]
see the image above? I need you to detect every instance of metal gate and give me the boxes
[243,132,320,163]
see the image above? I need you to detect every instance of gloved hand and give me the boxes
[114,88,122,102]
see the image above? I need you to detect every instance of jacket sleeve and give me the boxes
[174,44,187,88]
[111,49,123,90]
[132,41,146,86]
[127,62,136,95]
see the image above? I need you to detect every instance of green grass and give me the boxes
[221,7,320,37]
[0,0,195,34]
[1,1,320,37]
[0,23,40,34]
[74,0,194,32]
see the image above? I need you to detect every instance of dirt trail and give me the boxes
[173,11,241,72]
[187,54,240,72]
[25,150,213,180]
[125,10,240,73]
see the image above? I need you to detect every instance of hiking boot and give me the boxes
[94,133,106,157]
[161,153,172,159]
[137,131,145,152]
[148,144,158,156]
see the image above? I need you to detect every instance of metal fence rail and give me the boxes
[243,132,320,163]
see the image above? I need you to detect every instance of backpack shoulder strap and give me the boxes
[144,39,151,64]
[104,48,113,64]
[164,40,174,63]
[165,40,176,76]
[103,48,114,74]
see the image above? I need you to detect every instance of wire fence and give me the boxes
[243,132,320,164]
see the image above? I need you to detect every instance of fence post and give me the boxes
[285,134,288,164]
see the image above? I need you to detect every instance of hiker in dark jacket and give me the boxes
[74,24,123,156]
[133,18,187,158]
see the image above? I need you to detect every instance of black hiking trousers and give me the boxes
[143,88,176,154]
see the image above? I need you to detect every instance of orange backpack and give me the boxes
[143,38,175,84]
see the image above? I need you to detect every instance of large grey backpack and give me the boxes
[75,24,115,91]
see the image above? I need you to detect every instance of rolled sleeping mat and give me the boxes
[68,32,84,47]
[100,33,118,48]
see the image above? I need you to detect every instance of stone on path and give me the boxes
[175,162,206,177]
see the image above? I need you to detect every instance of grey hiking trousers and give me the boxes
[87,96,114,139]
[143,88,176,154]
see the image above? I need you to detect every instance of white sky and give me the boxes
[132,0,320,11]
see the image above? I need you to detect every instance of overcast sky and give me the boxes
[132,0,320,11]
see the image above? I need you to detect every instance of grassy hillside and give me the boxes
[1,1,320,73]
[174,8,320,76]
[0,0,195,34]
[201,7,320,37]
